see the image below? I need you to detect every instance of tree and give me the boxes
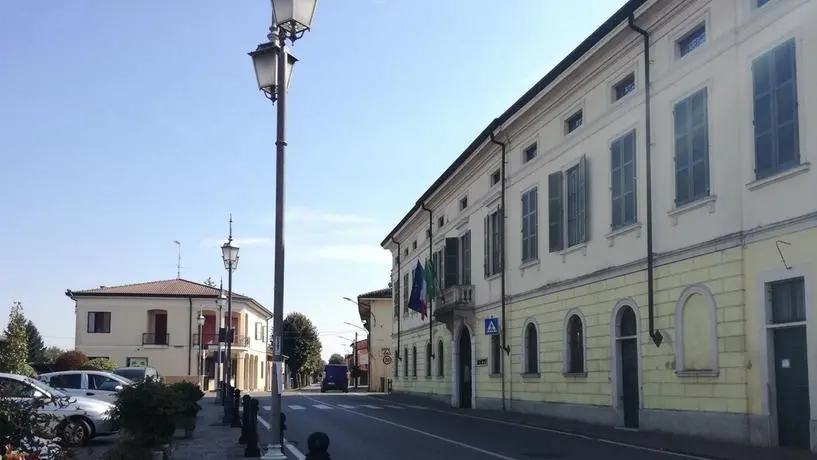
[81,357,118,372]
[281,312,322,389]
[328,354,345,364]
[43,346,65,364]
[54,350,88,371]
[0,302,28,375]
[25,320,46,364]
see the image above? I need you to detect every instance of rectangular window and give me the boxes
[677,24,706,58]
[459,196,468,210]
[393,279,400,317]
[752,39,799,179]
[412,240,417,250]
[613,73,635,101]
[756,0,770,7]
[484,210,502,277]
[549,157,588,252]
[611,130,637,229]
[444,237,460,289]
[674,88,710,206]
[402,274,409,314]
[87,312,111,334]
[769,277,805,324]
[490,170,501,186]
[521,188,538,262]
[460,231,471,285]
[437,216,445,228]
[565,110,583,134]
[523,144,537,163]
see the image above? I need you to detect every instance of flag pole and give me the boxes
[421,203,434,359]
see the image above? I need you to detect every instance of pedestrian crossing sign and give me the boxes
[484,317,499,336]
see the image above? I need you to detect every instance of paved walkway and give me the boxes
[374,392,817,460]
[172,396,277,460]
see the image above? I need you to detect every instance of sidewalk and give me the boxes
[172,397,258,460]
[373,392,817,460]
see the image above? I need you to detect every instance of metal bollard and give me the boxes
[231,388,243,428]
[243,399,261,457]
[222,385,233,425]
[239,395,251,444]
[306,432,331,459]
[279,412,287,454]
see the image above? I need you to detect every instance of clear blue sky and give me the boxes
[0,1,626,360]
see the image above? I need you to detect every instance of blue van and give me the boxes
[321,364,349,393]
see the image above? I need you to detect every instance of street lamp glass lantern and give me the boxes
[221,241,240,270]
[197,313,206,327]
[249,42,298,98]
[271,0,318,35]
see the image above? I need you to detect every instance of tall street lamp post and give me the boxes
[249,1,317,458]
[221,223,240,424]
[215,285,225,404]
[197,311,206,389]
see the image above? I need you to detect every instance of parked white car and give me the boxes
[0,372,118,447]
[38,370,132,403]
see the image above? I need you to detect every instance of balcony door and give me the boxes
[154,312,168,345]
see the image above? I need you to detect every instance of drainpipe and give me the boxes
[421,202,434,358]
[628,14,663,347]
[489,124,509,410]
[187,297,194,375]
[391,237,402,369]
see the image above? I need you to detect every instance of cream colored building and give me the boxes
[381,0,817,452]
[355,288,393,391]
[66,279,273,391]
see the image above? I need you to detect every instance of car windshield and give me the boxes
[26,376,67,398]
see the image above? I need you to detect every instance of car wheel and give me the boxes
[61,417,92,447]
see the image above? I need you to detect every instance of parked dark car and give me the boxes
[321,364,349,393]
[113,366,160,382]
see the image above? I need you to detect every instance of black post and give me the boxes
[243,399,261,457]
[279,412,287,454]
[231,388,242,428]
[239,395,251,444]
[306,432,331,459]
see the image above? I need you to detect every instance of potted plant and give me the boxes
[168,382,204,438]
[109,380,178,459]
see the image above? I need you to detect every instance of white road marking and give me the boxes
[313,404,332,410]
[338,404,357,409]
[263,405,271,410]
[256,416,270,429]
[288,405,306,410]
[375,399,715,460]
[385,405,404,409]
[361,404,382,409]
[301,396,516,460]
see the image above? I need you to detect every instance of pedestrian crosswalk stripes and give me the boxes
[259,402,426,412]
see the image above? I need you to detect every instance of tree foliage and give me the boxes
[281,312,322,388]
[80,358,118,372]
[0,302,29,375]
[54,350,88,372]
[26,320,47,364]
[328,354,345,364]
[43,346,65,364]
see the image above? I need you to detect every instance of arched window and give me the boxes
[523,321,539,374]
[425,343,432,377]
[565,313,585,374]
[437,340,444,376]
[412,346,417,376]
[403,348,408,377]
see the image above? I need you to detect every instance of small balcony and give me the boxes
[192,332,250,347]
[142,333,170,346]
[434,284,475,334]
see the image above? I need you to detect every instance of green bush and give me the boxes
[80,358,118,372]
[53,351,88,371]
[110,380,179,449]
[169,381,204,418]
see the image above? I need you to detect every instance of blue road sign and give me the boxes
[484,317,499,336]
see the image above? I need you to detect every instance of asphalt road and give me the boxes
[255,388,714,460]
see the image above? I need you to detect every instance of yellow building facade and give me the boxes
[382,0,816,452]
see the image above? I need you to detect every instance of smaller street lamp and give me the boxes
[197,312,206,388]
[250,42,297,101]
